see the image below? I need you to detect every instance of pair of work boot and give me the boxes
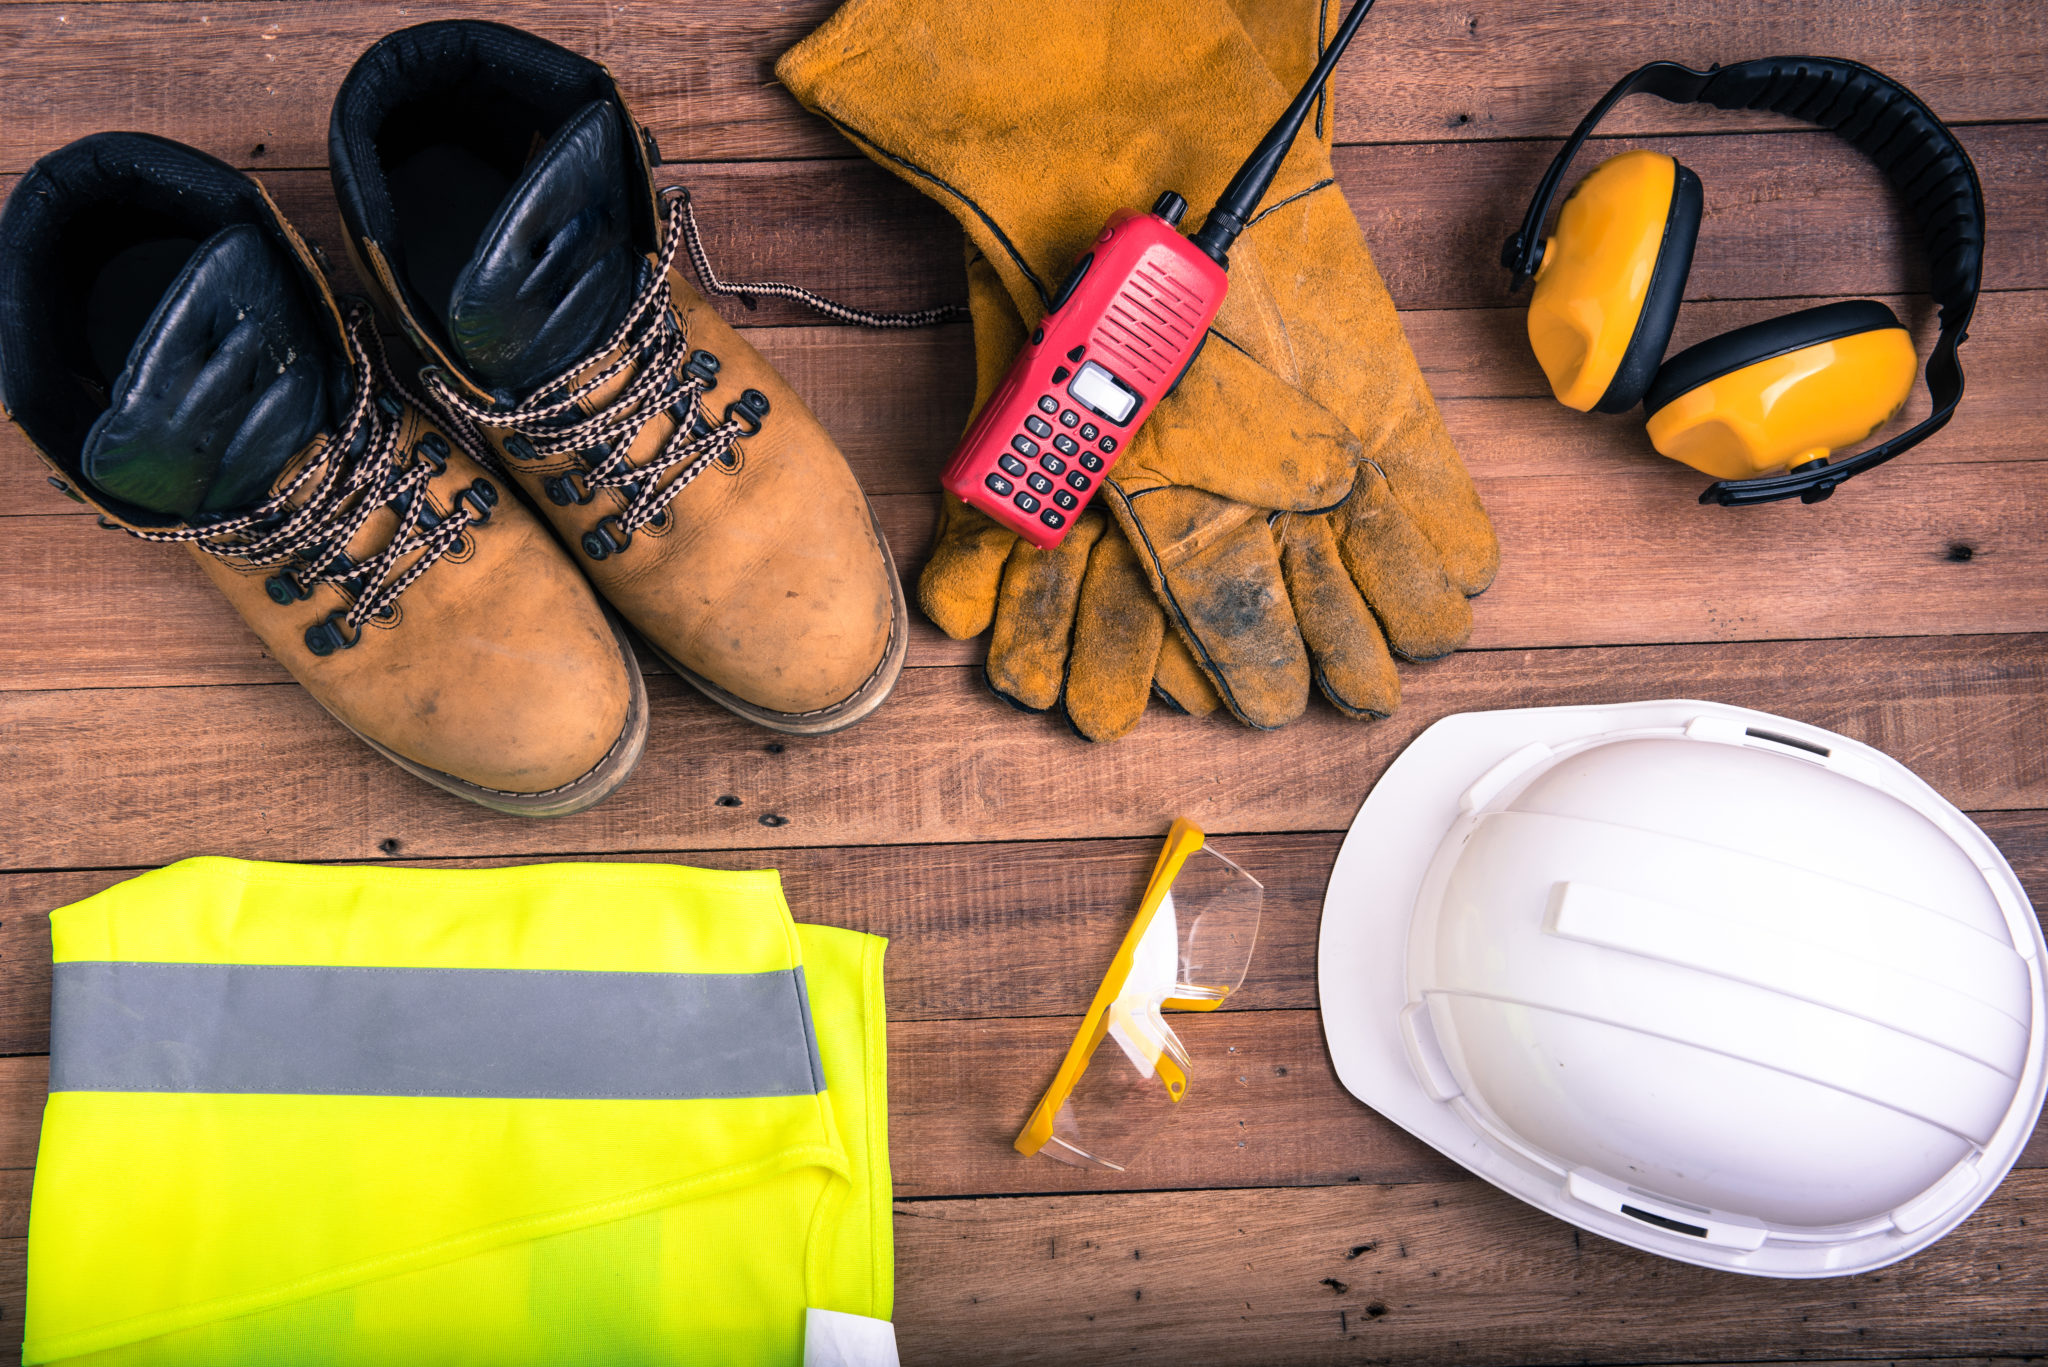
[0,22,907,816]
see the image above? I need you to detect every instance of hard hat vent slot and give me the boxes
[1744,726,1831,758]
[1621,1204,1711,1238]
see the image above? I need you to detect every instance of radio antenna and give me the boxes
[1188,0,1380,266]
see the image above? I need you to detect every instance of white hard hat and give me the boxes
[1318,700,2045,1277]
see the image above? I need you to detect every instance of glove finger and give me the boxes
[1152,631,1222,717]
[918,493,1018,640]
[1275,511,1399,719]
[1063,530,1167,742]
[1332,462,1473,662]
[1108,485,1308,730]
[986,510,1107,711]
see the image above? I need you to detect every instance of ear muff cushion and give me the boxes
[1593,161,1701,414]
[1645,299,1905,416]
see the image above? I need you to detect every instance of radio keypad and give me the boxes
[992,389,1127,536]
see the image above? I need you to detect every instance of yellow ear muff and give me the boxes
[1526,149,1697,413]
[1644,301,1916,481]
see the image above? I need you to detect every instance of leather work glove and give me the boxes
[779,0,1498,735]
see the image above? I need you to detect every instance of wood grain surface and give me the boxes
[1,0,2044,1362]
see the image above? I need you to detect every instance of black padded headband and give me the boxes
[1502,58,1984,506]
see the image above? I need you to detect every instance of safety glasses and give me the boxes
[1015,819,1263,1171]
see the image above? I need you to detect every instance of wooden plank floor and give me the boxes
[1,1,2045,1361]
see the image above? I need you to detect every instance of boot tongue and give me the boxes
[81,223,345,520]
[446,99,641,397]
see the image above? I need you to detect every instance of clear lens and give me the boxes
[1166,846,1262,1006]
[1045,1008,1187,1171]
[1041,845,1262,1170]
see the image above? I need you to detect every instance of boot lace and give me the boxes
[127,304,504,656]
[425,186,966,559]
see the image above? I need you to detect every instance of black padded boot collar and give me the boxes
[445,99,642,395]
[81,223,345,518]
[0,132,350,527]
[328,20,660,397]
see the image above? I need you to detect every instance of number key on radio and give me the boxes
[1026,472,1053,494]
[1012,435,1039,457]
[1079,451,1103,472]
[985,472,1013,495]
[1025,415,1053,439]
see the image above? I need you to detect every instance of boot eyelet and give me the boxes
[265,570,311,605]
[581,515,632,561]
[46,476,84,504]
[457,479,497,523]
[723,389,769,437]
[503,434,540,462]
[374,392,403,424]
[544,472,596,506]
[649,510,669,529]
[304,609,361,657]
[414,432,450,474]
[682,349,721,387]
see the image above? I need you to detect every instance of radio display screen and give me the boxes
[1067,361,1140,425]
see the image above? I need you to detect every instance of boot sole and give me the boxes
[334,606,651,817]
[645,498,909,737]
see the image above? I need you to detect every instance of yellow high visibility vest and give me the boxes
[25,859,892,1365]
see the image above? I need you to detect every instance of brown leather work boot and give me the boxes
[328,22,908,734]
[0,133,646,815]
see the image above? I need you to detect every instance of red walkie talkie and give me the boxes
[940,0,1380,549]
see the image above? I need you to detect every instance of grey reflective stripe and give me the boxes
[49,961,827,1100]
